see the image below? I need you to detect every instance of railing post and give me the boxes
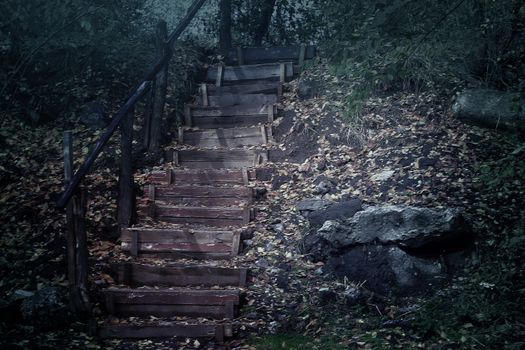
[64,131,90,314]
[118,109,135,228]
[148,20,169,152]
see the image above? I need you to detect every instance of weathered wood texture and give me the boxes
[179,126,272,148]
[117,110,135,228]
[185,104,276,129]
[222,45,316,65]
[112,263,247,287]
[145,185,253,206]
[196,92,278,107]
[172,149,269,169]
[104,288,239,318]
[99,323,233,342]
[138,204,251,227]
[206,62,293,83]
[206,81,282,96]
[120,228,239,257]
[147,168,257,186]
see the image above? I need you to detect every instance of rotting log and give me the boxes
[453,89,525,131]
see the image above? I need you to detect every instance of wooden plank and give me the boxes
[206,62,294,83]
[115,304,232,318]
[122,242,232,253]
[104,288,240,305]
[143,185,253,206]
[146,169,257,185]
[99,324,230,339]
[182,126,269,147]
[192,115,270,129]
[113,263,248,287]
[191,104,274,118]
[155,206,248,220]
[207,81,280,95]
[178,149,268,162]
[121,228,233,244]
[231,231,241,256]
[222,45,316,65]
[196,93,278,108]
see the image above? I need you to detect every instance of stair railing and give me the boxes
[57,0,208,314]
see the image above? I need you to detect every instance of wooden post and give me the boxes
[142,86,154,150]
[148,20,169,152]
[64,131,90,314]
[64,131,76,295]
[118,109,135,228]
[73,189,90,313]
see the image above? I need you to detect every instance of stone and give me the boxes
[348,206,467,248]
[343,287,365,306]
[307,198,363,227]
[327,246,444,295]
[371,170,395,182]
[313,180,334,195]
[316,206,468,249]
[80,100,110,130]
[296,198,331,212]
[297,78,322,100]
[19,287,70,329]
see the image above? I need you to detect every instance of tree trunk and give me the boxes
[149,20,169,152]
[253,0,277,46]
[219,0,232,50]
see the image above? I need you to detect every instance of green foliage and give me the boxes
[250,334,345,350]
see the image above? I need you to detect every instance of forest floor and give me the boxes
[1,60,524,349]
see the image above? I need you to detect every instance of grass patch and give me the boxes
[250,334,346,350]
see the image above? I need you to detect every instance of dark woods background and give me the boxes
[1,0,523,123]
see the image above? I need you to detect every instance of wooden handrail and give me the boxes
[56,0,208,209]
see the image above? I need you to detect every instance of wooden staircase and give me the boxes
[99,45,315,344]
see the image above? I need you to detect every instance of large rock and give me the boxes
[452,89,525,131]
[327,245,444,295]
[300,198,363,227]
[319,206,467,249]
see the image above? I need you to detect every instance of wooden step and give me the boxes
[207,62,294,85]
[185,104,276,129]
[196,91,279,108]
[103,288,240,319]
[171,149,269,169]
[143,184,253,206]
[147,168,257,186]
[179,125,273,148]
[206,81,282,96]
[112,263,248,287]
[138,205,253,227]
[120,228,242,258]
[99,323,232,342]
[222,45,316,65]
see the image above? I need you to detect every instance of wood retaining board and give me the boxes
[138,205,252,227]
[179,125,273,148]
[206,62,294,84]
[112,263,248,287]
[172,149,269,169]
[196,92,279,108]
[147,168,257,186]
[206,81,282,96]
[222,45,316,65]
[185,104,276,129]
[99,323,232,342]
[144,184,254,206]
[104,288,239,319]
[120,228,241,257]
